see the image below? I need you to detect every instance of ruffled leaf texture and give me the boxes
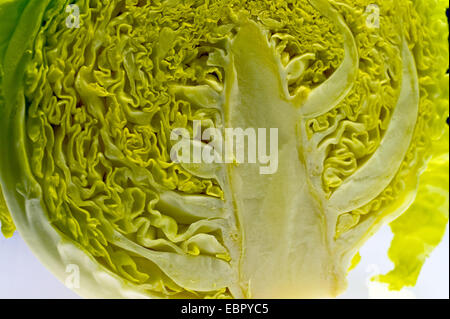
[0,0,448,298]
[375,0,449,290]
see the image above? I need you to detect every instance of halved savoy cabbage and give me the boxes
[0,0,448,298]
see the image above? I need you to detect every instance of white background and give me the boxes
[0,224,448,299]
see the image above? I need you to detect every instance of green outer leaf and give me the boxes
[376,129,449,290]
[0,0,27,61]
[0,0,30,238]
[374,0,450,290]
[0,0,53,236]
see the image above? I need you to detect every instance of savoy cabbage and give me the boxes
[0,0,448,298]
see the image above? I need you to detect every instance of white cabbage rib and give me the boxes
[111,231,235,292]
[157,191,226,223]
[297,0,359,118]
[328,38,420,213]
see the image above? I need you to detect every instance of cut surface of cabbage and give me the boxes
[0,0,448,298]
